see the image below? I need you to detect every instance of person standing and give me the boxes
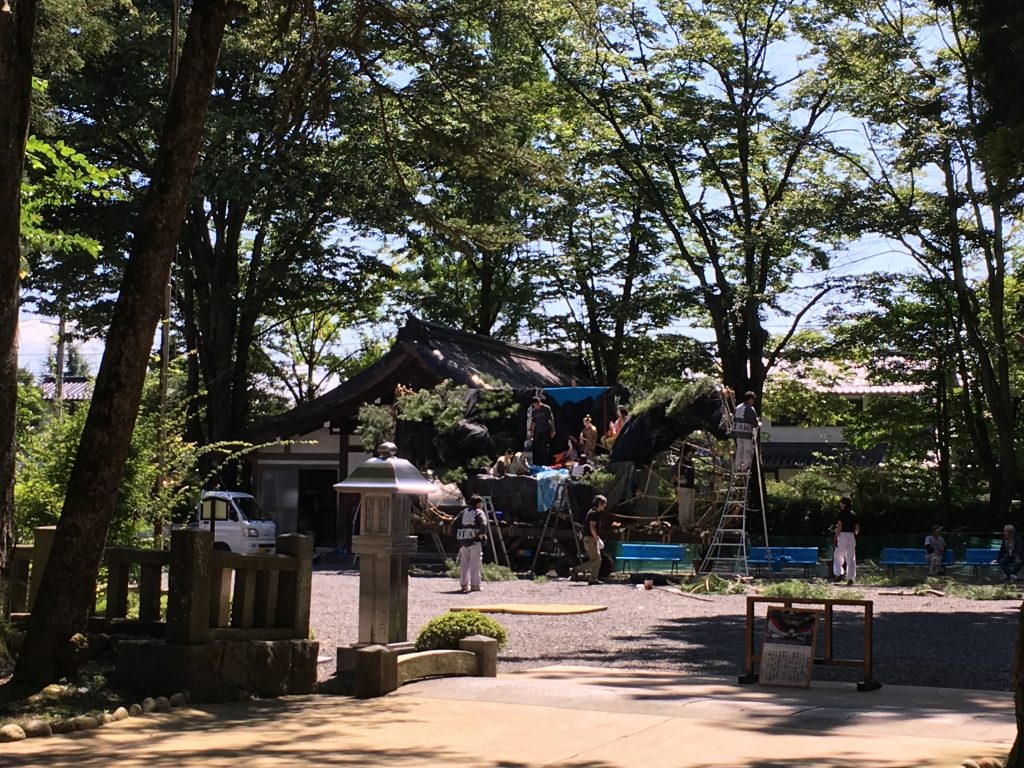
[832,496,859,585]
[579,414,599,458]
[675,444,697,530]
[576,494,606,585]
[731,391,760,471]
[924,525,947,575]
[454,495,488,593]
[529,396,556,466]
[998,524,1024,582]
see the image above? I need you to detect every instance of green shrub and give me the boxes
[415,610,508,651]
[445,559,519,582]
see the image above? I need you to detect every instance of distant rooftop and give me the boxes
[39,376,91,401]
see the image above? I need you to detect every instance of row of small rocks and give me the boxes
[0,690,190,743]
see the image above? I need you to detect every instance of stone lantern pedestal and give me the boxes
[334,443,435,671]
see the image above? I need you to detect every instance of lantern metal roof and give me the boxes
[333,442,436,495]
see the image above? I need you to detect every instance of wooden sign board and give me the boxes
[759,607,818,688]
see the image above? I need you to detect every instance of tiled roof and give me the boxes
[760,441,886,469]
[39,376,91,401]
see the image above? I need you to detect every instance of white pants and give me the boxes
[833,532,857,582]
[734,439,754,471]
[459,542,483,590]
[678,487,696,528]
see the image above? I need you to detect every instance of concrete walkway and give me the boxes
[0,666,1013,768]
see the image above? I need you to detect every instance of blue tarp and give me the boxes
[542,387,609,406]
[533,468,570,511]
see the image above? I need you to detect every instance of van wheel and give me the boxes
[213,543,230,552]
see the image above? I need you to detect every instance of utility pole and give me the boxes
[54,316,66,418]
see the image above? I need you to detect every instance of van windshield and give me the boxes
[235,496,273,521]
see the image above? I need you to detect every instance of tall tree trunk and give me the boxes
[0,0,37,618]
[13,0,238,687]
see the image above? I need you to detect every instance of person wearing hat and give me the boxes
[529,395,556,466]
[454,495,488,593]
[924,525,947,575]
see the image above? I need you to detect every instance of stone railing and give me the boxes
[8,527,312,643]
[355,635,498,698]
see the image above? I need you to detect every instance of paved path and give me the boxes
[0,666,1013,767]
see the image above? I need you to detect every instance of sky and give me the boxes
[18,308,105,378]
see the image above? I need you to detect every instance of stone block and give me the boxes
[155,696,172,713]
[355,644,399,698]
[22,719,51,738]
[169,692,187,708]
[141,698,157,713]
[51,719,74,734]
[459,635,498,677]
[112,707,129,721]
[249,641,290,698]
[72,715,99,731]
[0,724,26,742]
[288,640,319,695]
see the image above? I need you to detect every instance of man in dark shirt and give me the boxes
[832,496,859,585]
[675,444,697,529]
[529,396,556,466]
[576,494,606,585]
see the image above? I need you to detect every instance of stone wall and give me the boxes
[114,638,319,702]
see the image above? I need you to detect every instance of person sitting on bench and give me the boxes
[998,524,1024,582]
[924,525,947,576]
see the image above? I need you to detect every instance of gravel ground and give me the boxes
[310,567,1021,691]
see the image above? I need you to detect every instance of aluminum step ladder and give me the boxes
[701,428,770,577]
[529,480,583,575]
[480,496,510,568]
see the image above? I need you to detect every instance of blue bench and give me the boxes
[965,548,1000,578]
[616,543,687,573]
[747,547,818,577]
[880,547,954,574]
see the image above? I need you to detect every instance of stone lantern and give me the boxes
[334,442,434,654]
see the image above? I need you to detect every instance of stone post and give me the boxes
[354,644,399,698]
[459,635,498,677]
[275,534,314,638]
[166,528,213,644]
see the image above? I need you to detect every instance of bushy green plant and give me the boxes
[356,403,395,452]
[445,559,519,582]
[414,610,508,651]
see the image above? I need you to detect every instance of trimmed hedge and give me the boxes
[414,611,508,652]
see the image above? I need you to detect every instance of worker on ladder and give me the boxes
[731,391,760,472]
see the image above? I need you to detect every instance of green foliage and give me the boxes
[762,374,852,428]
[397,380,468,433]
[444,559,519,582]
[15,370,46,445]
[414,611,508,651]
[630,378,721,419]
[21,136,120,258]
[477,389,519,422]
[356,404,395,454]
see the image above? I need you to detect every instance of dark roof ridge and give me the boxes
[400,315,579,363]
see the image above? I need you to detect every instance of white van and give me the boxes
[195,491,277,554]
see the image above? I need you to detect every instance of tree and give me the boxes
[352,0,559,338]
[14,0,242,688]
[818,0,1020,518]
[0,0,38,618]
[519,0,859,399]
